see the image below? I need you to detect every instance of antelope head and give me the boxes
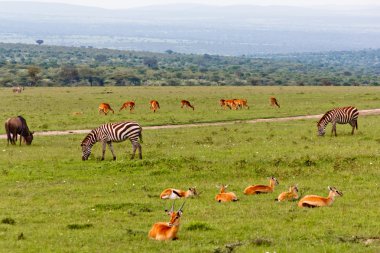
[328,186,343,197]
[165,201,185,227]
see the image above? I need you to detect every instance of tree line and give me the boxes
[0,43,379,87]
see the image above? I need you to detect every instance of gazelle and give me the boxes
[298,186,343,208]
[215,184,238,202]
[148,201,185,240]
[150,100,160,113]
[270,97,280,108]
[98,103,114,115]
[244,177,279,195]
[119,101,135,112]
[160,187,198,199]
[276,185,299,201]
[181,100,195,110]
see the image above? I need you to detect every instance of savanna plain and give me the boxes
[0,86,379,253]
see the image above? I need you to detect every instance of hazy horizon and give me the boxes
[0,0,380,9]
[0,1,379,55]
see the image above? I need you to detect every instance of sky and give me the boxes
[0,0,379,9]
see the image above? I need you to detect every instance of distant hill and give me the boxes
[0,2,380,55]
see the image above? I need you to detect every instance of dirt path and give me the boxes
[1,109,380,139]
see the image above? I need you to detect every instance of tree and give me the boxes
[59,65,80,84]
[27,66,41,86]
[36,40,44,45]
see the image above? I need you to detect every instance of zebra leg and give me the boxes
[101,141,107,160]
[108,141,116,160]
[137,142,142,159]
[331,122,337,136]
[350,121,356,135]
[131,142,137,159]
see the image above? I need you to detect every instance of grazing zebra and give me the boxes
[317,106,359,136]
[81,122,142,161]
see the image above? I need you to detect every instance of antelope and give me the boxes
[98,103,114,115]
[270,97,280,108]
[215,185,238,202]
[224,99,238,110]
[244,177,279,195]
[160,187,198,199]
[233,99,249,109]
[119,101,135,112]
[181,100,194,110]
[219,99,227,109]
[150,100,160,113]
[276,185,299,201]
[12,86,22,93]
[148,201,185,240]
[298,186,343,208]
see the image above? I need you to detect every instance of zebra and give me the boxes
[81,121,142,161]
[317,106,359,136]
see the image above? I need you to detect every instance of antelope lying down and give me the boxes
[148,201,185,240]
[215,185,238,202]
[276,185,299,202]
[160,187,198,199]
[298,186,343,208]
[244,177,279,195]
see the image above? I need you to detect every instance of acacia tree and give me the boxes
[27,66,41,86]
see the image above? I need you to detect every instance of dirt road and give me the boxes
[1,109,379,139]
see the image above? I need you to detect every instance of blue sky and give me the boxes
[1,0,379,9]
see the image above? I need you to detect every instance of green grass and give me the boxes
[0,87,379,252]
[1,86,380,133]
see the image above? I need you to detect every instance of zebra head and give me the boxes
[81,133,95,161]
[81,142,92,161]
[317,123,326,136]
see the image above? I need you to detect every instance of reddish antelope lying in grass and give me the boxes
[148,201,185,240]
[298,186,343,208]
[276,185,299,202]
[160,187,198,199]
[244,177,279,195]
[215,185,238,202]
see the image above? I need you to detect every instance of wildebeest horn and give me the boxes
[178,201,186,212]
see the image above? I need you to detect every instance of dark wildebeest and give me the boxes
[5,116,34,145]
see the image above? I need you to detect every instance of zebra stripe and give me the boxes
[81,121,142,161]
[317,106,359,136]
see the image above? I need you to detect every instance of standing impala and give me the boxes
[148,201,185,240]
[215,185,238,202]
[298,186,343,208]
[160,187,198,199]
[244,177,279,195]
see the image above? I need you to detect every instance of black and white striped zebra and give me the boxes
[317,106,359,136]
[81,121,142,161]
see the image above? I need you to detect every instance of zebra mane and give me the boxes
[317,109,334,125]
[81,129,97,146]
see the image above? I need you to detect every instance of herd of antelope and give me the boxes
[150,176,343,240]
[98,97,280,115]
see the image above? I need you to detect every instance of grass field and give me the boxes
[1,86,380,133]
[0,86,379,253]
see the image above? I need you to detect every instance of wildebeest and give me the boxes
[4,116,34,145]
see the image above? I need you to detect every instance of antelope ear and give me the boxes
[30,131,35,134]
[328,186,332,190]
[225,185,229,188]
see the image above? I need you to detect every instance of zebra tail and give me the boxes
[356,120,358,130]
